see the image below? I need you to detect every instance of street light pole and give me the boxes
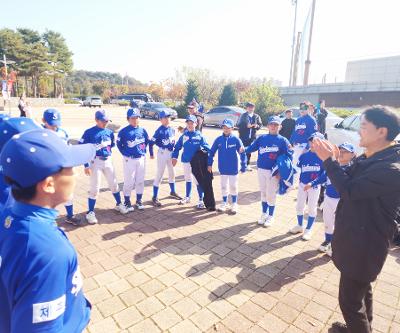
[303,0,316,86]
[289,0,298,87]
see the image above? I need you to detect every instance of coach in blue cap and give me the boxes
[0,129,95,333]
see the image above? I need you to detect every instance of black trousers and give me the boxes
[190,151,215,209]
[241,137,255,166]
[339,274,373,333]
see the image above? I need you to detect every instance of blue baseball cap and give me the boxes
[0,129,96,188]
[186,115,198,124]
[95,109,111,122]
[267,116,281,125]
[0,117,41,151]
[308,132,325,141]
[127,108,141,118]
[43,108,61,126]
[222,119,234,128]
[339,142,355,153]
[159,110,171,119]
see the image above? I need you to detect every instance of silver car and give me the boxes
[203,106,246,127]
[83,96,102,108]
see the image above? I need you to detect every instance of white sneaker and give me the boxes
[124,203,135,213]
[302,229,312,241]
[217,202,230,212]
[86,211,98,224]
[258,213,268,225]
[290,225,304,234]
[196,201,206,209]
[180,197,191,205]
[319,241,332,256]
[115,203,129,214]
[135,201,145,210]
[263,215,274,228]
[230,203,238,214]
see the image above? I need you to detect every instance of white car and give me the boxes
[83,96,102,108]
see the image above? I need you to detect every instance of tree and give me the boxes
[218,84,237,106]
[184,79,199,106]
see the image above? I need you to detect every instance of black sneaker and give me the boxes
[152,197,162,207]
[207,206,216,211]
[331,322,348,333]
[170,192,182,200]
[65,215,85,226]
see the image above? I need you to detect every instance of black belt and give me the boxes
[95,156,109,161]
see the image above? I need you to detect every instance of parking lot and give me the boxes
[7,105,400,333]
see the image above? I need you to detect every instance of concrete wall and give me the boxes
[0,97,64,110]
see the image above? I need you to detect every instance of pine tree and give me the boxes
[184,79,199,106]
[218,83,237,106]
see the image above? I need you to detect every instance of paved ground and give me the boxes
[7,106,400,332]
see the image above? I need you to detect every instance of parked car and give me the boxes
[140,102,178,120]
[327,113,400,155]
[203,106,246,127]
[83,96,102,107]
[71,97,83,106]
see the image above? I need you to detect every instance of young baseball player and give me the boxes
[0,129,94,333]
[290,102,318,181]
[150,110,182,207]
[245,116,292,227]
[207,118,246,214]
[43,108,82,226]
[290,132,325,240]
[172,115,210,208]
[117,108,153,211]
[0,117,39,213]
[308,142,356,255]
[80,110,128,224]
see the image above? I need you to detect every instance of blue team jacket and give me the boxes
[290,114,317,145]
[172,130,210,163]
[245,134,292,170]
[208,134,246,175]
[117,125,153,158]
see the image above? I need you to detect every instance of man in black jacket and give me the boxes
[238,102,263,171]
[279,109,296,140]
[313,106,400,333]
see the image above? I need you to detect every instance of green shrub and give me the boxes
[118,100,130,106]
[64,99,81,104]
[174,104,188,119]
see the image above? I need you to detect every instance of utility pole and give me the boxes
[289,0,298,87]
[303,0,316,86]
[292,32,302,87]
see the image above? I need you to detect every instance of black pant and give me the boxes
[339,274,373,333]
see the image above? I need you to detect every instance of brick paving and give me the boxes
[13,106,400,332]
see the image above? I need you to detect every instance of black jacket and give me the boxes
[324,144,400,282]
[279,118,296,140]
[238,112,263,146]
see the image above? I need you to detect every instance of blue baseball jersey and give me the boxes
[151,125,176,151]
[79,126,114,158]
[172,130,210,163]
[0,202,91,333]
[297,150,325,185]
[311,164,352,198]
[290,114,317,144]
[245,134,292,170]
[208,134,246,175]
[117,125,153,158]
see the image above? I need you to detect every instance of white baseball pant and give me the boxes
[89,157,119,199]
[153,149,175,187]
[293,143,307,182]
[123,156,146,196]
[323,195,339,235]
[220,175,238,197]
[257,168,279,206]
[296,182,320,217]
[182,162,198,185]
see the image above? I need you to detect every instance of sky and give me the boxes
[2,0,400,85]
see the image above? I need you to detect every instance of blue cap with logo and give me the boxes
[268,116,281,125]
[95,109,111,122]
[339,142,355,153]
[308,132,325,141]
[0,117,41,151]
[186,115,198,124]
[159,110,171,119]
[0,129,96,188]
[222,118,234,128]
[127,108,141,118]
[43,108,61,126]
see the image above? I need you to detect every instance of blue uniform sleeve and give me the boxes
[311,170,327,187]
[281,137,293,158]
[116,129,124,154]
[307,117,318,137]
[172,134,183,159]
[200,134,211,152]
[10,249,70,332]
[110,131,115,149]
[236,137,247,170]
[80,130,90,168]
[145,130,154,157]
[289,120,298,144]
[207,137,219,167]
[245,137,260,154]
[297,153,303,168]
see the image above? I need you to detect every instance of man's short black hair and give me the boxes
[285,109,293,113]
[5,176,37,202]
[363,106,400,141]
